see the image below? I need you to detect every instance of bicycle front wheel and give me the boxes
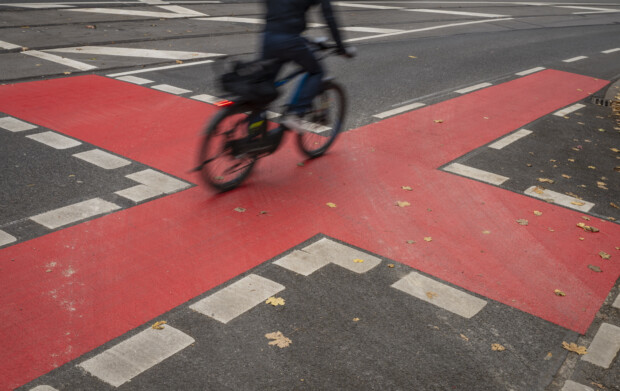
[197,105,257,191]
[297,81,346,158]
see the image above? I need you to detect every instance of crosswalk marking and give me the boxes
[273,250,331,276]
[524,186,594,212]
[515,67,545,76]
[373,102,425,119]
[0,40,22,50]
[455,82,493,94]
[107,59,215,77]
[73,149,131,170]
[26,131,81,149]
[115,184,163,203]
[488,128,532,149]
[553,103,585,117]
[115,75,154,85]
[151,84,192,95]
[405,8,508,18]
[563,56,588,63]
[0,230,17,247]
[30,198,121,229]
[67,8,197,18]
[0,117,37,132]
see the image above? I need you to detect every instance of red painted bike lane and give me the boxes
[1,70,618,390]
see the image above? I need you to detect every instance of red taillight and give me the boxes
[215,100,234,107]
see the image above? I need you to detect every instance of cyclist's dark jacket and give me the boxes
[264,0,344,50]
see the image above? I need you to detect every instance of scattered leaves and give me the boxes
[554,289,566,297]
[576,222,599,233]
[265,331,291,348]
[326,202,337,208]
[599,251,610,260]
[538,178,555,184]
[152,321,167,330]
[234,207,246,213]
[424,237,432,242]
[588,265,602,272]
[426,291,437,299]
[491,344,506,351]
[562,341,587,355]
[401,186,413,191]
[396,201,411,207]
[266,296,285,306]
[516,219,529,226]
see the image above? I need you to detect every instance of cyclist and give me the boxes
[262,0,354,131]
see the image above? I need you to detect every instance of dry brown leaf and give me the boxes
[265,296,285,306]
[152,320,167,330]
[265,331,291,348]
[176,60,183,64]
[554,289,566,297]
[491,343,506,351]
[326,202,337,208]
[611,148,620,153]
[401,186,413,191]
[588,166,597,170]
[571,201,585,206]
[533,187,545,194]
[234,207,246,213]
[460,334,469,341]
[534,211,543,216]
[568,158,575,162]
[424,237,432,242]
[545,352,553,360]
[387,264,395,268]
[590,382,605,389]
[599,251,610,260]
[516,219,529,226]
[426,291,437,299]
[562,341,587,355]
[434,119,444,123]
[538,178,555,184]
[396,201,411,207]
[353,317,360,322]
[588,265,602,272]
[611,202,619,209]
[561,174,571,179]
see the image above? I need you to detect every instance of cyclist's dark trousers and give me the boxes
[261,32,324,115]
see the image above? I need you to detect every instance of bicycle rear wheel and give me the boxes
[297,81,346,158]
[197,105,257,191]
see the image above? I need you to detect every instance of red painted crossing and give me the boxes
[1,71,618,390]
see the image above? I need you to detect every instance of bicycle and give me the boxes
[194,38,351,192]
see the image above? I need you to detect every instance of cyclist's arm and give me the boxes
[319,0,345,51]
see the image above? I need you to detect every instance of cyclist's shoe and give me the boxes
[281,113,309,134]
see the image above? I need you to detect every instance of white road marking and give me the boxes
[562,56,588,63]
[341,26,404,33]
[455,82,492,94]
[126,169,190,193]
[553,103,585,117]
[190,274,285,324]
[0,117,37,132]
[198,16,402,33]
[115,75,154,85]
[78,324,194,387]
[107,59,215,77]
[0,230,17,247]
[557,5,620,14]
[333,2,405,10]
[405,8,508,17]
[345,18,513,43]
[115,184,163,202]
[191,93,221,104]
[302,238,381,274]
[561,381,594,391]
[602,48,620,54]
[524,186,594,212]
[157,5,206,16]
[29,386,60,391]
[46,46,221,60]
[0,40,22,50]
[30,198,121,229]
[373,102,425,119]
[198,16,264,24]
[392,272,487,318]
[67,8,196,18]
[3,3,72,8]
[26,131,82,149]
[613,294,620,310]
[151,84,192,94]
[581,323,620,368]
[22,50,97,71]
[140,0,169,4]
[515,66,545,76]
[73,149,131,170]
[443,163,509,185]
[488,128,532,149]
[273,250,331,276]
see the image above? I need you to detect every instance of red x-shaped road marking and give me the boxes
[1,71,618,389]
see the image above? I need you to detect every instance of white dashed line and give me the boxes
[190,274,285,324]
[373,102,425,119]
[455,82,493,94]
[524,186,594,212]
[443,163,509,186]
[151,84,192,95]
[488,128,532,150]
[198,16,264,23]
[29,386,60,391]
[561,380,594,391]
[302,238,381,274]
[273,250,331,276]
[30,198,121,229]
[333,2,405,10]
[22,50,97,71]
[4,3,72,8]
[581,323,620,368]
[73,149,131,170]
[556,5,619,14]
[0,230,17,247]
[0,40,22,50]
[78,325,194,387]
[47,46,220,60]
[515,66,545,76]
[191,93,221,104]
[126,169,190,194]
[553,103,585,117]
[0,117,37,132]
[613,294,620,310]
[342,26,404,33]
[392,272,487,318]
[562,56,588,63]
[26,131,81,149]
[602,48,620,54]
[67,8,195,18]
[115,75,154,85]
[107,59,215,77]
[115,184,163,203]
[405,8,507,17]
[157,5,207,16]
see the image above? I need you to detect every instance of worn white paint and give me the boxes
[30,198,121,229]
[488,129,532,149]
[443,163,509,186]
[26,131,81,149]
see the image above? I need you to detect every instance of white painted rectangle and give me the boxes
[581,323,620,368]
[0,230,17,247]
[302,238,381,274]
[373,102,425,119]
[443,163,509,186]
[516,67,545,76]
[30,198,120,229]
[115,184,163,203]
[405,8,507,18]
[68,8,190,18]
[22,50,97,71]
[190,274,285,323]
[5,4,71,8]
[126,169,189,194]
[273,250,330,276]
[199,16,264,24]
[151,84,192,95]
[602,48,620,54]
[29,386,60,391]
[78,325,194,387]
[73,149,131,170]
[157,5,206,16]
[562,381,594,391]
[563,56,588,63]
[553,103,585,117]
[488,129,532,150]
[107,59,215,77]
[115,75,154,85]
[612,294,620,310]
[26,131,81,149]
[191,94,220,104]
[392,272,487,318]
[0,117,37,132]
[455,82,493,94]
[341,26,404,34]
[47,46,220,60]
[0,40,22,50]
[524,186,594,212]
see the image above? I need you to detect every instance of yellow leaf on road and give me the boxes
[401,186,413,191]
[265,296,285,306]
[534,211,543,216]
[516,219,529,226]
[426,291,437,299]
[265,331,292,348]
[562,341,587,355]
[434,119,444,123]
[460,334,469,341]
[538,178,555,184]
[353,258,364,263]
[151,321,167,330]
[554,289,566,296]
[492,344,506,351]
[424,237,432,242]
[396,201,411,207]
[326,202,337,208]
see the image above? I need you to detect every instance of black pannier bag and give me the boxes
[220,60,279,103]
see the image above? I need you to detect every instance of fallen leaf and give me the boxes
[538,178,555,184]
[234,207,246,213]
[562,174,571,179]
[401,186,413,191]
[434,119,444,123]
[579,237,585,241]
[492,344,506,351]
[590,382,605,389]
[611,202,619,209]
[424,237,432,242]
[534,211,542,216]
[408,55,417,59]
[554,289,566,296]
[152,320,167,330]
[548,227,555,232]
[176,60,183,64]
[460,334,469,341]
[562,341,587,355]
[568,158,575,162]
[545,352,553,360]
[582,216,591,221]
[396,201,411,207]
[353,258,364,263]
[599,251,610,260]
[265,331,291,348]
[387,264,395,268]
[597,181,608,190]
[482,230,491,234]
[588,166,596,169]
[533,187,545,195]
[353,317,360,322]
[406,240,415,244]
[516,219,529,226]
[86,25,96,29]
[426,291,437,299]
[588,265,602,272]
[598,128,605,132]
[265,296,285,306]
[571,201,585,206]
[63,72,72,75]
[326,202,337,208]
[611,148,620,153]
[297,162,304,167]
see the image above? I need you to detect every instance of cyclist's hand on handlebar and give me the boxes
[338,46,357,58]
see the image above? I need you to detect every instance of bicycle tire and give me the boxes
[197,105,257,192]
[296,80,346,158]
